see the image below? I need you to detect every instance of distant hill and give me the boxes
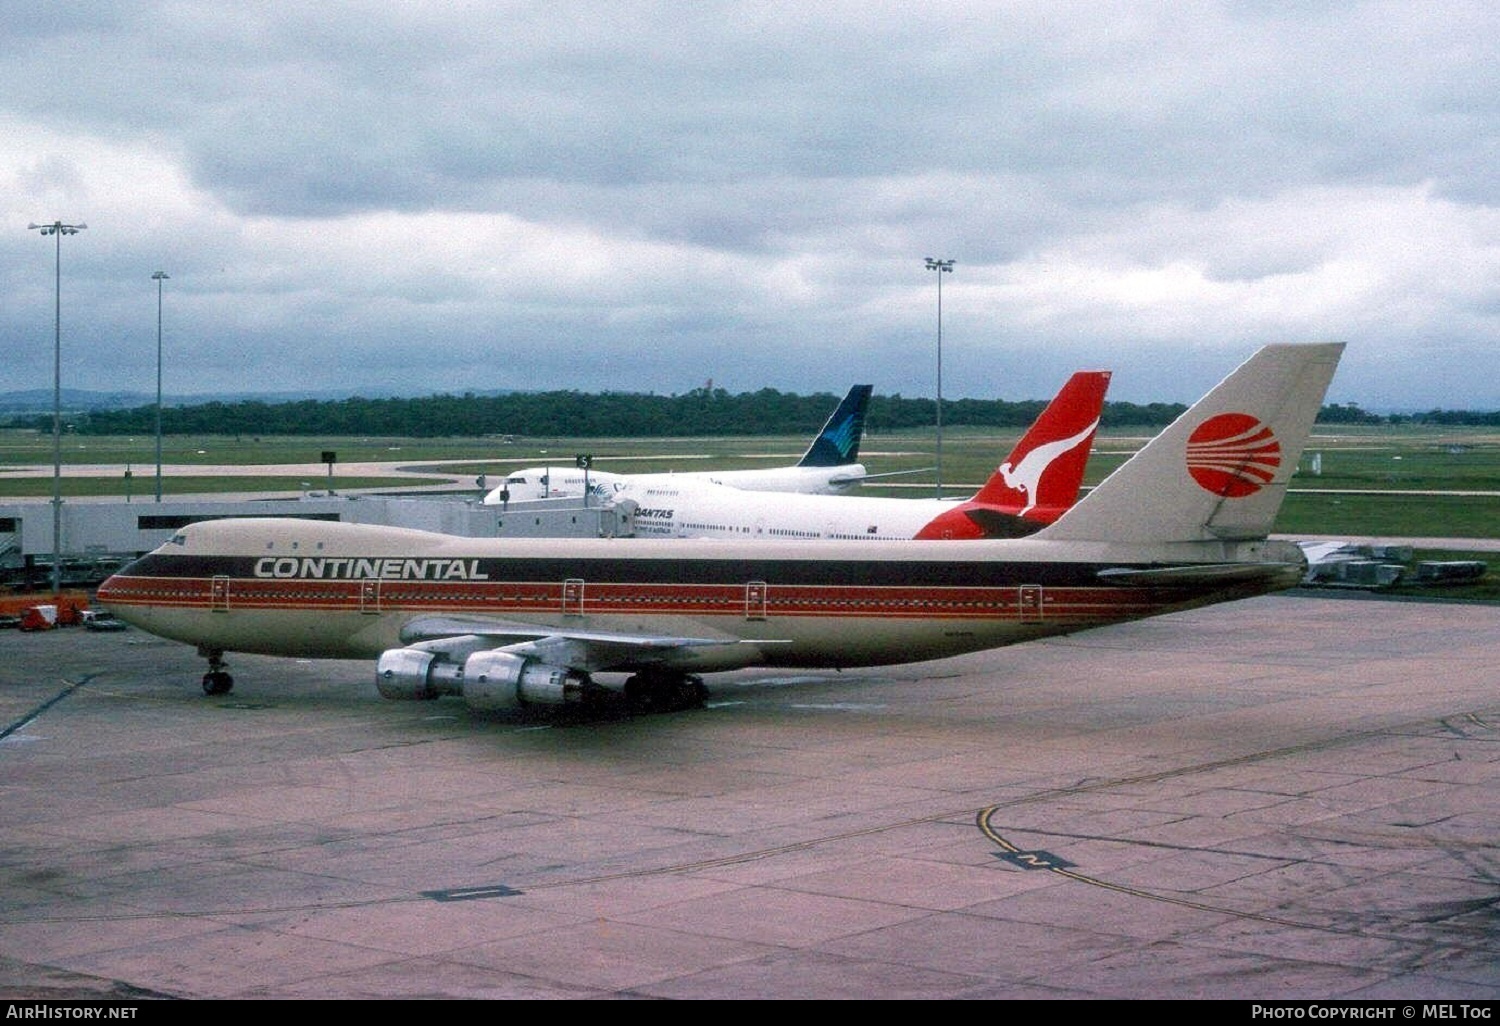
[2,388,1493,437]
[0,388,160,416]
[0,387,513,417]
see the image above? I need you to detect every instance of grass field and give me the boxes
[4,424,1498,536]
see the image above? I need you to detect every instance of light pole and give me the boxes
[27,221,87,597]
[152,271,169,501]
[924,257,954,497]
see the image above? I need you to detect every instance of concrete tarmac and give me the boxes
[0,592,1496,1000]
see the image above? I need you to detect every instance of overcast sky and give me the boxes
[2,2,1496,410]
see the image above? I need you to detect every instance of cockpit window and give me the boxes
[169,532,187,546]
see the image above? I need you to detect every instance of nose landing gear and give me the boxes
[199,648,234,696]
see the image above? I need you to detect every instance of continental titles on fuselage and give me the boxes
[255,557,489,581]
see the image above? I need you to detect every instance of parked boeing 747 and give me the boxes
[488,384,874,501]
[568,370,1110,541]
[98,344,1343,710]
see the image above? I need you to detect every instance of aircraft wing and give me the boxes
[396,615,779,673]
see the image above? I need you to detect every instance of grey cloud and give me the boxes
[0,2,1495,410]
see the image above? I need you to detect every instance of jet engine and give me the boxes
[463,650,592,712]
[375,647,594,711]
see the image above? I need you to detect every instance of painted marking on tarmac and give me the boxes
[422,884,524,902]
[0,674,97,741]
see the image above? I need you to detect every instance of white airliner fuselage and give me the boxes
[488,384,875,502]
[590,478,985,540]
[496,371,1112,541]
[489,463,868,503]
[103,521,1305,669]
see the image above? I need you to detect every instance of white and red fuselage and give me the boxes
[489,371,1113,542]
[97,518,1304,672]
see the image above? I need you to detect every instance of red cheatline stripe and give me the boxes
[99,576,1173,621]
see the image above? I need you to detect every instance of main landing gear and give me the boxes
[199,647,234,696]
[622,670,708,714]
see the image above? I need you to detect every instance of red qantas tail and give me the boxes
[969,370,1110,520]
[913,370,1110,539]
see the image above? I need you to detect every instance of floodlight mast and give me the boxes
[152,271,169,501]
[26,221,87,596]
[924,257,954,497]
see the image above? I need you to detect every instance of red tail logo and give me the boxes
[1186,414,1281,497]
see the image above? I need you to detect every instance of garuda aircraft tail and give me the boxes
[796,384,873,468]
[1038,343,1344,545]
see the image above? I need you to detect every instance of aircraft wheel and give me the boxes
[202,671,234,696]
[623,675,655,714]
[674,676,708,710]
[624,672,706,714]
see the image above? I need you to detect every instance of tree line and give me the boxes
[9,386,1490,438]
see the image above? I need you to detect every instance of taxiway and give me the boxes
[0,592,1496,999]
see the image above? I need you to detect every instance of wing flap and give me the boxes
[396,615,786,673]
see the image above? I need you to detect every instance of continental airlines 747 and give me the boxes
[488,384,874,501]
[98,343,1344,711]
[573,370,1110,541]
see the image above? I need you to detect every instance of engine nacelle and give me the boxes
[375,646,594,710]
[462,650,593,712]
[375,647,467,701]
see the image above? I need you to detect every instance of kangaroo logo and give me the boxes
[997,419,1098,515]
[1186,413,1281,497]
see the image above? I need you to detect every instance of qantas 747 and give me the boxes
[576,370,1110,541]
[97,343,1344,711]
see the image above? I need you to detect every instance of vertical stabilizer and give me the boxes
[968,370,1110,521]
[913,370,1110,539]
[797,385,873,467]
[1037,343,1344,543]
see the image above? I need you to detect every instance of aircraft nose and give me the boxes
[95,571,126,611]
[94,565,150,624]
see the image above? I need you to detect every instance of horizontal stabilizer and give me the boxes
[1097,562,1304,586]
[829,466,936,485]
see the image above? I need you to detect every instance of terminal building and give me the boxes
[0,495,636,590]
